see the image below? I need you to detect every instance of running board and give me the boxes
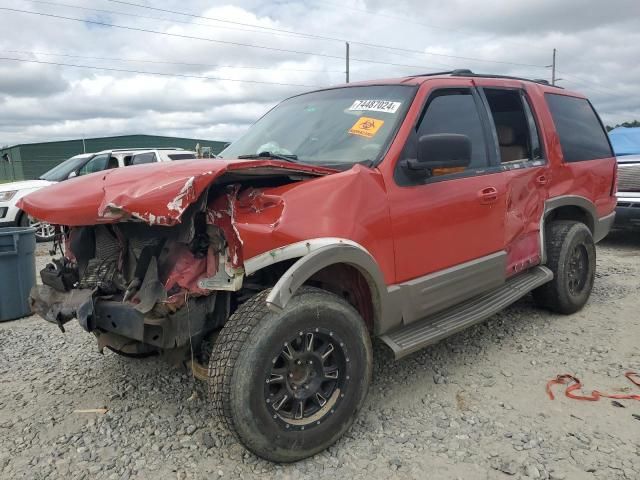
[381,266,553,359]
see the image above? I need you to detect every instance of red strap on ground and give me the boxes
[546,372,640,401]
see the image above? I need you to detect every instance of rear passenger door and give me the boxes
[480,87,548,275]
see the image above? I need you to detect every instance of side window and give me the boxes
[522,95,543,160]
[484,88,542,164]
[545,93,613,162]
[131,152,158,165]
[77,154,109,176]
[417,89,488,169]
[168,153,197,160]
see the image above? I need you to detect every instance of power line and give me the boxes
[0,7,344,59]
[0,7,448,71]
[1,49,345,74]
[27,0,325,42]
[105,0,548,69]
[0,56,325,87]
[107,0,342,43]
[555,74,618,98]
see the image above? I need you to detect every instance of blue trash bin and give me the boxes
[0,227,36,321]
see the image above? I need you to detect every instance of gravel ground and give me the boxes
[1,230,639,480]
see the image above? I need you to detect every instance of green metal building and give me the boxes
[0,134,229,182]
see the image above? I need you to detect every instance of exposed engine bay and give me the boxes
[29,173,307,359]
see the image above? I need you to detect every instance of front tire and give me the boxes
[533,221,596,314]
[208,287,372,462]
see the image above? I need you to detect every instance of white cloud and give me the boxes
[0,0,638,146]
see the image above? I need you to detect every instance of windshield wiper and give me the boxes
[238,151,299,163]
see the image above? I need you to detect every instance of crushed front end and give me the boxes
[18,158,336,359]
[31,193,242,357]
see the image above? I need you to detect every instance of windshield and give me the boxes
[39,155,91,181]
[219,85,416,166]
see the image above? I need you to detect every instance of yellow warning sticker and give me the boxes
[348,116,384,138]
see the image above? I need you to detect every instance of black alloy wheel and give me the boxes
[264,328,346,430]
[567,243,589,295]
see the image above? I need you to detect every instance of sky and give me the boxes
[0,0,639,146]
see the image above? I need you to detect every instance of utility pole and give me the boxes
[551,48,556,86]
[345,42,350,83]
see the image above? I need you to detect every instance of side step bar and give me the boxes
[381,266,553,359]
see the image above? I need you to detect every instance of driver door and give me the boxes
[387,84,508,322]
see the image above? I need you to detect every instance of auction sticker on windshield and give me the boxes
[349,117,385,138]
[348,99,401,114]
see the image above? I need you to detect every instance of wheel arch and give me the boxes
[544,197,596,234]
[246,240,391,336]
[542,196,601,262]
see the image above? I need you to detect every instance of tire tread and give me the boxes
[533,220,594,314]
[208,289,272,437]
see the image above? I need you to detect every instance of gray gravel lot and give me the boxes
[1,230,639,480]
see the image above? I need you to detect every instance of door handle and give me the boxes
[478,186,498,205]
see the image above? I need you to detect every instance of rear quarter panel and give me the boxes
[526,85,616,218]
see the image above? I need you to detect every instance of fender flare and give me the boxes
[543,195,597,229]
[543,195,614,245]
[264,242,390,334]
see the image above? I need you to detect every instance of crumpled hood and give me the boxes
[17,158,336,226]
[0,179,53,192]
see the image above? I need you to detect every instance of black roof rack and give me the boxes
[409,69,563,88]
[449,70,563,88]
[451,69,474,75]
[406,70,459,78]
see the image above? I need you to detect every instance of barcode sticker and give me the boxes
[348,100,402,114]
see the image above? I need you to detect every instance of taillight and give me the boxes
[611,160,618,196]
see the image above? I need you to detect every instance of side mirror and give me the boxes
[67,171,77,179]
[405,133,472,175]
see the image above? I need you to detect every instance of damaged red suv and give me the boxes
[20,70,617,462]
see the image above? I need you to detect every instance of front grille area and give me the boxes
[618,163,640,192]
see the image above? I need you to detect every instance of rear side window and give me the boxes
[168,153,197,160]
[545,93,613,162]
[483,88,543,164]
[131,152,158,165]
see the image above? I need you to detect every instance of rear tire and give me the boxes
[208,287,372,463]
[533,221,595,314]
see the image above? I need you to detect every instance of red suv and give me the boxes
[20,70,616,462]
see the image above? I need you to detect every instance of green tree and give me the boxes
[607,120,640,131]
